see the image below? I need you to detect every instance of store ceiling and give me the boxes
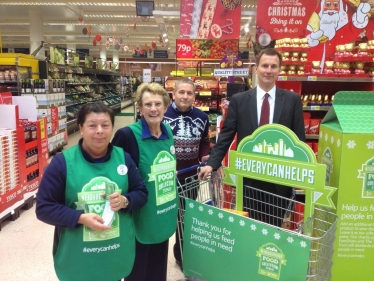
[0,0,257,60]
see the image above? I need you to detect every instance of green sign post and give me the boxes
[182,124,337,280]
[223,124,336,221]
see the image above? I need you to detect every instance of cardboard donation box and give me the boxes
[318,91,374,281]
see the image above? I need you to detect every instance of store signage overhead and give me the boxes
[213,68,249,76]
[179,0,241,39]
[176,39,239,60]
[153,50,168,58]
[14,48,30,54]
[256,0,317,41]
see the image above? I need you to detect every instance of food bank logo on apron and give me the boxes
[148,151,177,206]
[76,177,121,241]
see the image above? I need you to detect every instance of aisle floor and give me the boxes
[0,106,186,281]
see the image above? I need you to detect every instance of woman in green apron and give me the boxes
[36,102,148,281]
[112,83,177,281]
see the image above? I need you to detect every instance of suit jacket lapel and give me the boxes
[273,89,285,123]
[249,88,258,130]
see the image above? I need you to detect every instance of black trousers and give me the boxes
[125,239,169,281]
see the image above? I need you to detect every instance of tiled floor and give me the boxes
[0,106,185,281]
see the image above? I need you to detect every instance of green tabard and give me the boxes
[54,145,135,281]
[128,121,177,244]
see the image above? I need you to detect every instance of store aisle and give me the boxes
[0,106,185,281]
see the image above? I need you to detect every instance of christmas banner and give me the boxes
[180,0,241,39]
[256,0,318,44]
[305,0,374,66]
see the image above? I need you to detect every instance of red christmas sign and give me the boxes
[180,0,241,39]
[306,0,374,63]
[256,0,318,43]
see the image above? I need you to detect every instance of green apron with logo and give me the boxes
[129,121,177,244]
[54,145,135,281]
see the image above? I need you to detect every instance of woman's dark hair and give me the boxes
[76,102,115,127]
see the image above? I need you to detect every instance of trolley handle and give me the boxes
[177,162,207,175]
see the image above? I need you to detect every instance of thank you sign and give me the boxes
[183,199,311,281]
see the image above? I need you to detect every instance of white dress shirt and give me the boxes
[257,86,276,126]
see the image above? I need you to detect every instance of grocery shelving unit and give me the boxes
[277,75,374,153]
[0,54,38,96]
[39,61,127,134]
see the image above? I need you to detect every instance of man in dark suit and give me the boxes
[198,48,305,226]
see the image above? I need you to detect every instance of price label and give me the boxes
[199,91,211,96]
[277,76,288,81]
[176,40,193,58]
[307,76,317,81]
[197,106,209,111]
[311,106,320,110]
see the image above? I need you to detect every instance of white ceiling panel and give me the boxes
[0,0,257,58]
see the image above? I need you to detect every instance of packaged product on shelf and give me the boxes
[309,119,321,135]
[306,142,313,149]
[302,94,309,106]
[323,94,330,106]
[312,142,318,156]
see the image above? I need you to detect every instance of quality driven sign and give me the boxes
[223,124,337,220]
[213,68,249,76]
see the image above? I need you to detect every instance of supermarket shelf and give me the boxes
[66,82,118,85]
[278,75,374,82]
[306,134,319,140]
[65,91,93,96]
[303,106,331,111]
[121,98,134,109]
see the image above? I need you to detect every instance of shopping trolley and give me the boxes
[177,167,338,281]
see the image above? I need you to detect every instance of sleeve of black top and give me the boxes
[122,152,148,211]
[35,153,83,229]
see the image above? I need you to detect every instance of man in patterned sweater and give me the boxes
[163,77,210,269]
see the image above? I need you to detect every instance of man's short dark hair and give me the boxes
[255,48,282,66]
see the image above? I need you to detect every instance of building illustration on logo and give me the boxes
[358,156,374,199]
[321,147,333,185]
[252,139,294,157]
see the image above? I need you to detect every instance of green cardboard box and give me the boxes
[318,91,374,281]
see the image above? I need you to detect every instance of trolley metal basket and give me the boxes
[177,169,338,281]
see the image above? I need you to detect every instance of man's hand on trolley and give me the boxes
[198,165,213,180]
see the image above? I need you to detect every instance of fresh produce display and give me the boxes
[50,46,65,65]
[188,39,239,59]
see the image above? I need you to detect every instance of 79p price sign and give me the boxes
[176,39,193,59]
